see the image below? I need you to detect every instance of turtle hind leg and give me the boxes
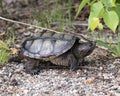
[24,59,40,75]
[51,52,78,71]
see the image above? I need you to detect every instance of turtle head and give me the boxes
[74,41,96,58]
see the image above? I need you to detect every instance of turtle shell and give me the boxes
[21,31,77,59]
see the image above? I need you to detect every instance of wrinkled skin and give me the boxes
[25,41,96,75]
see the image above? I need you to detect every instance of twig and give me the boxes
[0,16,91,41]
[0,16,60,33]
[65,29,91,42]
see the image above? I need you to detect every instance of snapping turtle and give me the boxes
[21,31,96,74]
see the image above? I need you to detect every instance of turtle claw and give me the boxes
[82,59,89,66]
[24,59,40,75]
[28,70,40,75]
[70,63,78,71]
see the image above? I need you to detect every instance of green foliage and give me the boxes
[75,0,90,19]
[113,5,120,20]
[0,31,15,65]
[97,33,120,57]
[101,0,116,7]
[103,11,119,32]
[0,40,10,65]
[88,1,104,30]
[89,17,103,31]
[116,0,120,3]
[75,0,120,32]
[0,0,4,13]
[34,0,73,32]
[0,0,2,8]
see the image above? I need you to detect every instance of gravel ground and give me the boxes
[0,1,120,96]
[0,48,120,96]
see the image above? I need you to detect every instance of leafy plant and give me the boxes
[0,40,10,65]
[0,31,17,65]
[97,33,120,57]
[0,0,2,8]
[75,0,120,32]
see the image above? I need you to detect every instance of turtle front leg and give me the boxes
[64,52,78,71]
[70,56,78,71]
[25,59,40,75]
[81,58,89,66]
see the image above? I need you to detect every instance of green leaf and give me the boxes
[111,0,116,7]
[98,23,103,30]
[101,0,116,7]
[89,17,99,31]
[103,11,119,32]
[97,40,110,48]
[75,0,90,19]
[88,1,104,26]
[114,43,120,56]
[113,5,120,20]
[111,47,118,56]
[116,0,120,3]
[97,40,120,57]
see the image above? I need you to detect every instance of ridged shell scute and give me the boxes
[21,31,77,59]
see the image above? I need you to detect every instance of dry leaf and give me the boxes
[0,32,5,36]
[10,48,19,55]
[0,40,9,50]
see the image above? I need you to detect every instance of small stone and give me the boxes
[108,64,115,71]
[113,59,120,65]
[15,44,21,48]
[44,91,50,94]
[10,79,18,86]
[24,32,31,36]
[115,93,120,96]
[99,67,103,70]
[27,26,34,30]
[0,78,3,83]
[34,29,43,33]
[116,88,120,93]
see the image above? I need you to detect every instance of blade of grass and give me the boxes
[75,0,90,19]
[0,40,9,50]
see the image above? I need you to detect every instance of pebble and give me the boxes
[116,87,120,93]
[34,28,43,33]
[23,31,31,36]
[15,44,21,48]
[0,58,120,96]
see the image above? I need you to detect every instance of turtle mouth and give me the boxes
[86,40,96,56]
